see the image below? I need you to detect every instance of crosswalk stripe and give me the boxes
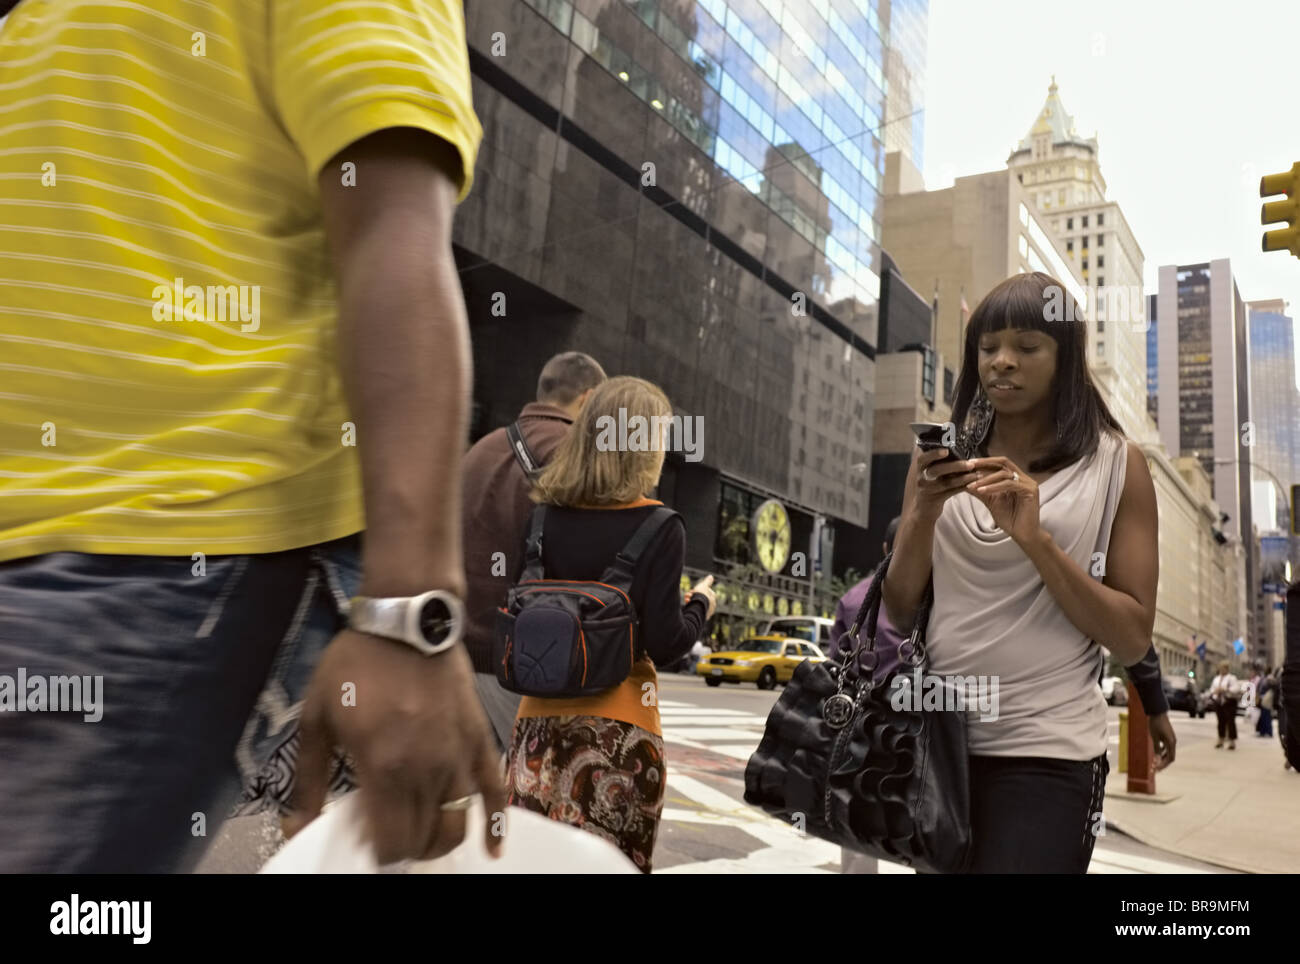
[660,715,770,727]
[663,726,767,742]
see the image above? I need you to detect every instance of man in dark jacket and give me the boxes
[461,352,606,750]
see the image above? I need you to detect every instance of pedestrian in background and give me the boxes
[1277,666,1292,770]
[460,352,607,752]
[1209,661,1241,749]
[1256,668,1276,738]
[503,377,716,871]
[883,272,1160,874]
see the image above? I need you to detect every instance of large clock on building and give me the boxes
[753,499,792,574]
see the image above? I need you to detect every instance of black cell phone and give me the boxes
[910,422,961,465]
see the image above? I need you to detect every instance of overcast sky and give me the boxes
[921,0,1300,384]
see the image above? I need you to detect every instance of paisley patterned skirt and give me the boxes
[506,715,666,873]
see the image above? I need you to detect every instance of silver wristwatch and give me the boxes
[347,590,465,656]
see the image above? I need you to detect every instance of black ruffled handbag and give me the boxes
[743,550,973,873]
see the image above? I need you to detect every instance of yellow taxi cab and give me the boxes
[695,635,827,689]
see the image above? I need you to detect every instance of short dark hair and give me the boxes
[536,352,606,406]
[952,271,1124,474]
[884,516,901,550]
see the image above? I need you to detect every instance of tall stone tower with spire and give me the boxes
[1006,78,1157,444]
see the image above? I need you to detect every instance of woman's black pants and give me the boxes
[1215,699,1239,741]
[964,753,1108,874]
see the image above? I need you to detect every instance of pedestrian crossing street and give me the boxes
[655,696,1209,875]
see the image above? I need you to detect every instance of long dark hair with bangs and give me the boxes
[950,271,1123,474]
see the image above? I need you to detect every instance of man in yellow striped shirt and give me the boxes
[0,0,505,871]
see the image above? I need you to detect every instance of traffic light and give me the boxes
[1261,162,1300,257]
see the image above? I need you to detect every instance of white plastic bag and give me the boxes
[260,793,639,874]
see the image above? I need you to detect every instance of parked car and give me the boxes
[696,635,826,689]
[1100,676,1128,706]
[759,616,835,649]
[1162,675,1205,718]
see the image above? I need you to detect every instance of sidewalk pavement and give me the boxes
[1104,723,1299,874]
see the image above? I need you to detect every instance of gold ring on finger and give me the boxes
[440,795,475,812]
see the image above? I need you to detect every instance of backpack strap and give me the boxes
[602,507,679,587]
[520,504,547,582]
[505,421,543,481]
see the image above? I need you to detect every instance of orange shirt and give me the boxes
[516,656,662,737]
[515,497,668,736]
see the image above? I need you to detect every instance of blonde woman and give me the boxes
[504,376,716,871]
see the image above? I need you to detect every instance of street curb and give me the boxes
[1103,815,1258,875]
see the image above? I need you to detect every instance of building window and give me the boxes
[1097,274,1103,285]
[1098,340,1105,355]
[1066,240,1073,252]
[1057,189,1065,204]
[1082,259,1088,270]
[1097,212,1105,226]
[1082,235,1089,248]
[1098,255,1105,267]
[1098,234,1105,246]
[1098,318,1105,333]
[1082,215,1089,227]
[1067,217,1073,230]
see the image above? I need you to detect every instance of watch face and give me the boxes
[419,596,455,646]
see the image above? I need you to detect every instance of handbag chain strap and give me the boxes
[836,551,935,701]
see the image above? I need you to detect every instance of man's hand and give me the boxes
[1147,712,1176,771]
[283,629,507,863]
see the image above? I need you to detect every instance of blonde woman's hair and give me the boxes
[532,376,672,507]
[1217,660,1231,675]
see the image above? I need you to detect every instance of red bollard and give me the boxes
[1125,679,1156,794]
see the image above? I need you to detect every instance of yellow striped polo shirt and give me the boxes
[0,0,481,563]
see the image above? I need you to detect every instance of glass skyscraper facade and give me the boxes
[1175,264,1214,475]
[456,0,926,625]
[881,0,927,170]
[520,0,892,306]
[1247,300,1300,552]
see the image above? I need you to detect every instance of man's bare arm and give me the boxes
[319,126,470,598]
[285,127,505,863]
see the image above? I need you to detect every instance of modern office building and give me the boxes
[1247,299,1300,542]
[1247,297,1298,664]
[880,0,927,171]
[1147,453,1247,677]
[1155,260,1257,659]
[1005,79,1155,445]
[456,0,924,631]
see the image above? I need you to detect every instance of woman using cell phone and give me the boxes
[882,271,1159,874]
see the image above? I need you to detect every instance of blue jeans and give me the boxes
[0,536,360,872]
